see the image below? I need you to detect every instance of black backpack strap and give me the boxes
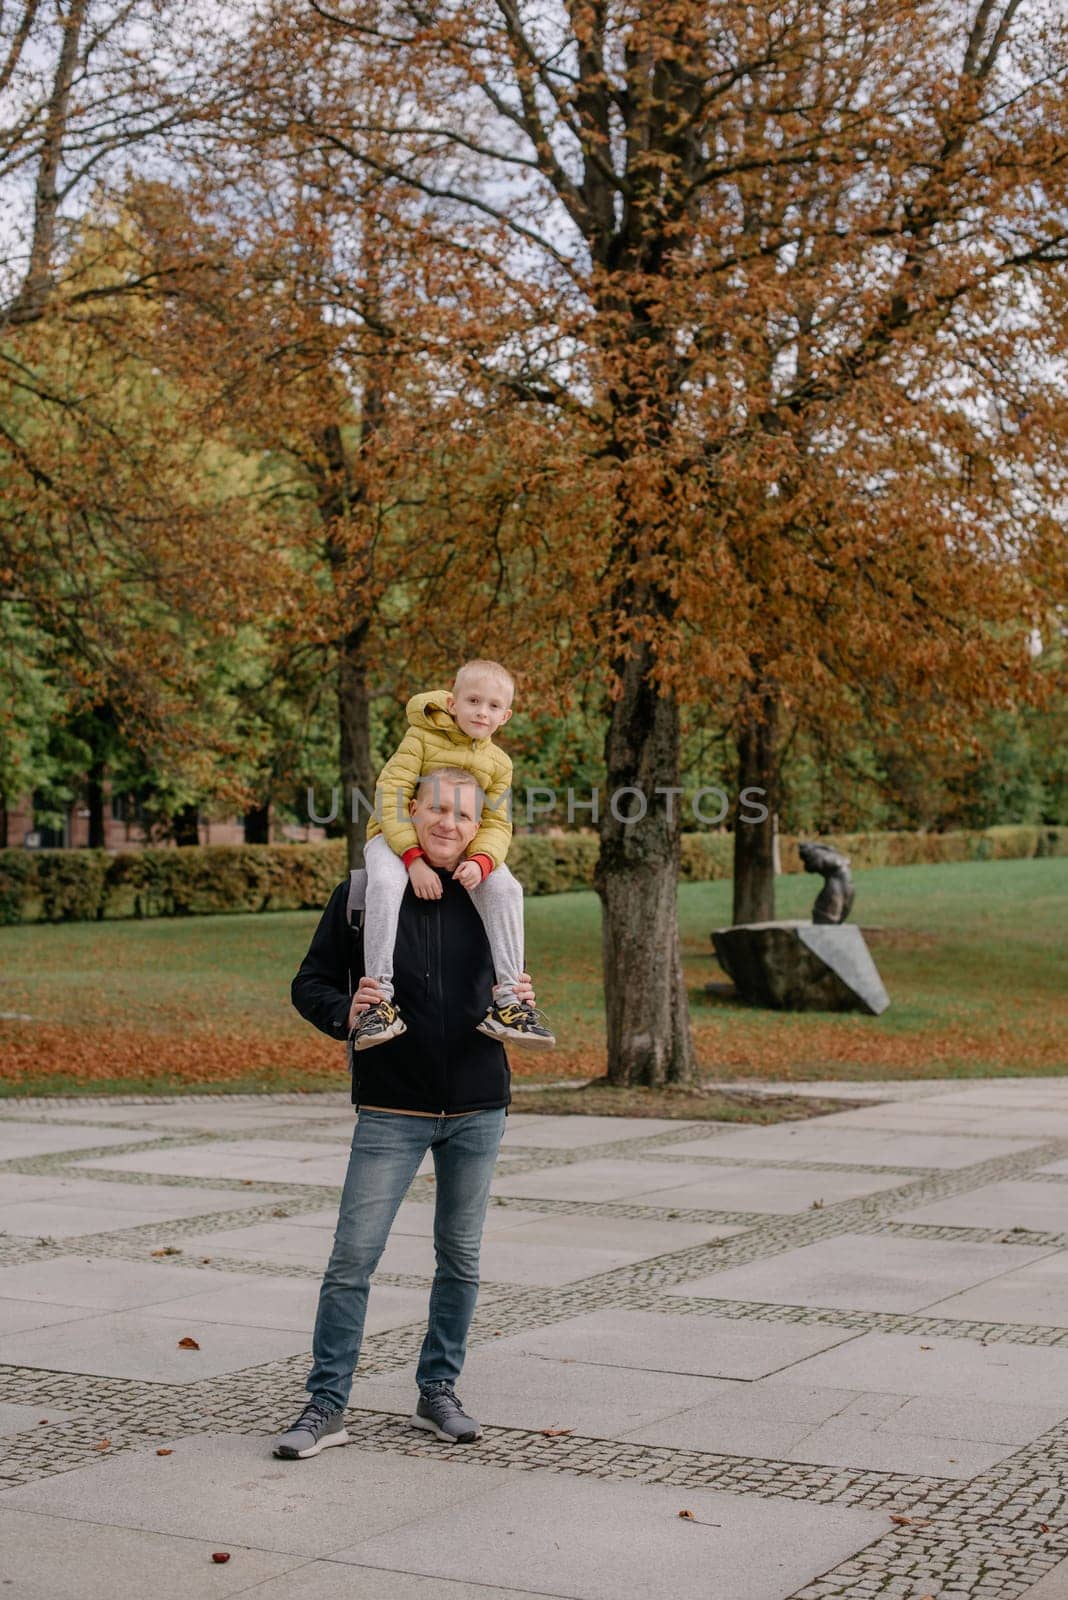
[346,867,367,933]
[344,868,367,1076]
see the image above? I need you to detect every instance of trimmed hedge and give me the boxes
[0,825,1063,925]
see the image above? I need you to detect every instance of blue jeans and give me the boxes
[305,1106,507,1412]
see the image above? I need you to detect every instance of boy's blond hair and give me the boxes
[453,658,515,704]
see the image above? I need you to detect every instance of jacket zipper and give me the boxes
[432,893,447,1109]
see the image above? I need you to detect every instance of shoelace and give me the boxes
[297,1400,333,1428]
[423,1384,463,1413]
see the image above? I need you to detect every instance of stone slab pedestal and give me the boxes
[711,921,890,1015]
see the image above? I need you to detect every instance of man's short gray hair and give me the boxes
[415,768,484,810]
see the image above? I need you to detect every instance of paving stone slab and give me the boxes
[74,1140,363,1186]
[889,1180,1068,1233]
[612,1165,916,1214]
[0,1296,100,1337]
[0,1308,312,1382]
[178,1220,339,1268]
[921,1086,1068,1110]
[668,1231,1054,1313]
[673,1125,1040,1168]
[499,1115,698,1149]
[328,1468,889,1600]
[285,1202,550,1238]
[0,1123,162,1160]
[924,1251,1068,1327]
[489,1157,739,1204]
[0,1182,288,1239]
[833,1105,1068,1139]
[0,1436,512,1558]
[0,1508,301,1600]
[10,1098,354,1127]
[876,1394,1068,1445]
[486,1308,856,1379]
[481,1211,744,1255]
[761,1331,1068,1406]
[233,1565,560,1600]
[143,1274,430,1336]
[0,1255,276,1311]
[347,1347,732,1439]
[620,1383,1017,1479]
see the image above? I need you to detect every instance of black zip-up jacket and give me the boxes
[291,869,510,1115]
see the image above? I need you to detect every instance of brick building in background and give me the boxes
[0,785,325,850]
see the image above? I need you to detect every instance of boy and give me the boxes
[353,658,555,1052]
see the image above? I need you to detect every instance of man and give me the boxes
[273,768,538,1458]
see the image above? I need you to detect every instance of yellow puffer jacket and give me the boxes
[366,689,514,869]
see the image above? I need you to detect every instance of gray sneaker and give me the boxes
[411,1381,482,1443]
[273,1399,348,1459]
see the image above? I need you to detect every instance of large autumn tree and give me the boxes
[239,0,1067,1086]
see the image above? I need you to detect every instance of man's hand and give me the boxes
[452,859,483,891]
[409,858,443,900]
[348,976,386,1033]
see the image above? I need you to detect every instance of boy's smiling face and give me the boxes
[447,672,513,740]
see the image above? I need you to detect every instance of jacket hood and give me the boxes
[405,688,488,745]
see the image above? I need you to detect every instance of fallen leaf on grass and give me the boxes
[539,1427,572,1437]
[177,1336,200,1350]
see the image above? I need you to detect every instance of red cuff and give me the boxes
[402,847,425,871]
[470,854,494,881]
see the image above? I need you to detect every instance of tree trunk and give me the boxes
[85,766,105,849]
[243,802,271,844]
[172,802,199,847]
[7,0,88,322]
[594,644,697,1087]
[732,688,780,924]
[0,796,7,850]
[338,620,374,870]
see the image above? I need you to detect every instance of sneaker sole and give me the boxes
[475,1021,555,1048]
[354,1020,407,1053]
[410,1412,481,1443]
[273,1427,349,1460]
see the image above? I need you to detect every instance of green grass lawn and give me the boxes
[0,856,1064,1095]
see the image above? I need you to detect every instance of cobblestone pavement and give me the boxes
[0,1078,1066,1599]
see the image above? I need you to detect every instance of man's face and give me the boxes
[409,777,480,868]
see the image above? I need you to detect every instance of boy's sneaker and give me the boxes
[351,999,406,1052]
[273,1399,348,1459]
[477,998,556,1049]
[412,1381,482,1443]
